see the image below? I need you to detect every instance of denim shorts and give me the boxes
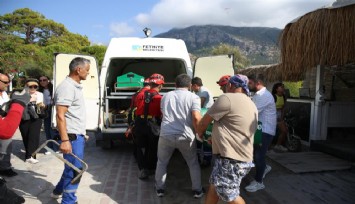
[209,156,254,202]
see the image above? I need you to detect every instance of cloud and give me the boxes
[109,22,135,37]
[135,0,335,30]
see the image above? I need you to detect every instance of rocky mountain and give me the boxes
[155,25,282,65]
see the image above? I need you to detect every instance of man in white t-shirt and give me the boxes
[191,77,214,108]
[245,74,277,193]
[0,73,17,177]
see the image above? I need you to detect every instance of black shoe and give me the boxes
[0,169,18,177]
[156,189,165,197]
[193,188,205,198]
[50,189,62,199]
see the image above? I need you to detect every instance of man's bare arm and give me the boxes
[192,110,202,133]
[56,105,72,153]
[197,114,213,139]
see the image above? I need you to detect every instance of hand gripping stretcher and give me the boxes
[32,140,88,184]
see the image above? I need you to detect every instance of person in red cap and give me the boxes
[133,73,164,179]
[216,75,231,94]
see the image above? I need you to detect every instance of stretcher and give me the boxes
[32,140,88,184]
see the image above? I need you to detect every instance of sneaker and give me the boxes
[138,169,148,180]
[245,180,265,192]
[263,165,272,179]
[25,157,39,164]
[274,145,288,152]
[156,189,165,197]
[193,188,205,198]
[50,191,62,199]
[44,151,51,155]
[0,169,18,177]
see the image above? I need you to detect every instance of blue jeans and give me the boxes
[254,133,273,183]
[54,134,85,204]
[155,136,202,191]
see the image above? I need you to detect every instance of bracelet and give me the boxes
[61,140,70,142]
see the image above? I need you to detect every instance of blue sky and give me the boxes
[0,0,335,45]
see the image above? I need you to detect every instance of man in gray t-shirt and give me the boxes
[52,57,90,204]
[191,77,214,108]
[155,74,204,199]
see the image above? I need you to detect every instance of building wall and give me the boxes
[302,66,355,102]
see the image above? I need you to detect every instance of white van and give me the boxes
[52,37,234,148]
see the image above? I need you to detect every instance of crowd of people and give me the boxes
[0,56,290,203]
[125,71,286,203]
[0,57,90,204]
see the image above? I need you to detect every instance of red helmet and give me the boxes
[143,78,150,86]
[216,75,231,86]
[149,73,165,85]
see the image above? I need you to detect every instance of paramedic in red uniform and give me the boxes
[126,78,151,160]
[133,73,164,179]
[127,78,151,128]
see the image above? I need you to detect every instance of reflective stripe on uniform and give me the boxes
[63,189,77,193]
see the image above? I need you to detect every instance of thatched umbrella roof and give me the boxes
[236,64,280,82]
[278,1,355,81]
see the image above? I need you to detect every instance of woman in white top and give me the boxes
[19,78,45,164]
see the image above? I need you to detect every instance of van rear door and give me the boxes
[52,53,100,131]
[193,55,234,98]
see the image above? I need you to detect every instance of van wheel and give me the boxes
[101,139,113,149]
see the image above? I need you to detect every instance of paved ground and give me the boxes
[4,130,355,204]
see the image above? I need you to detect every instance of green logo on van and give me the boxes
[132,45,164,52]
[132,45,143,51]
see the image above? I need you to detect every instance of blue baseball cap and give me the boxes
[229,74,249,94]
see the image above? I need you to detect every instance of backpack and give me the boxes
[143,91,160,136]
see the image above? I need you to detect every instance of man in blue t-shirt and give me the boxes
[191,77,214,108]
[191,77,214,167]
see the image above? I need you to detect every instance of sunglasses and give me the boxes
[29,85,38,89]
[0,79,10,84]
[39,79,48,82]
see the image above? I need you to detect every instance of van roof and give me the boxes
[102,37,192,68]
